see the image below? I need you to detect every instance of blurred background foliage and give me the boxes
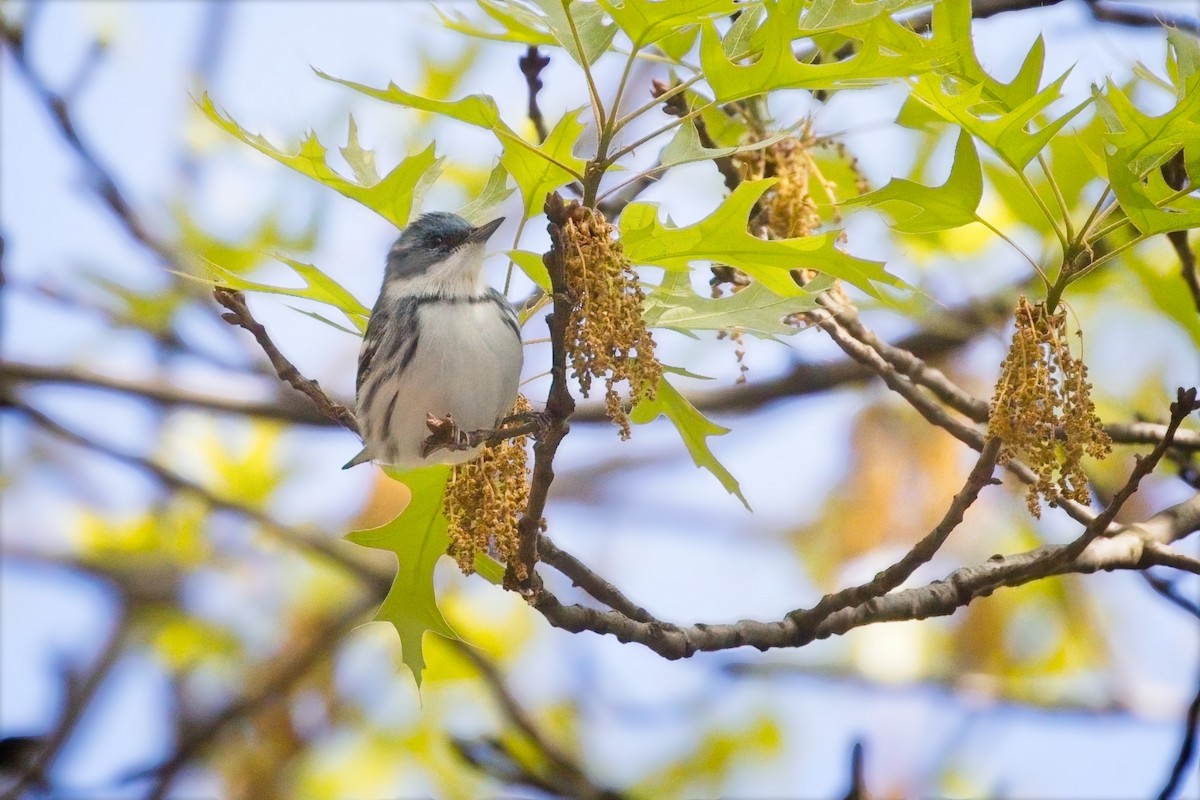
[1,1,1198,799]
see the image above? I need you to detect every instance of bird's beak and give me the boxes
[466,216,505,244]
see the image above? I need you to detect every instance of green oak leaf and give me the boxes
[198,94,439,228]
[701,11,950,103]
[500,109,587,217]
[344,466,459,687]
[1095,67,1200,235]
[315,71,584,220]
[458,162,515,225]
[658,120,788,170]
[315,71,507,131]
[794,0,928,33]
[842,131,982,233]
[434,0,557,48]
[339,114,379,185]
[598,0,737,49]
[506,250,552,291]
[186,256,369,332]
[620,180,901,299]
[531,0,617,66]
[904,68,1090,171]
[631,375,748,509]
[643,270,832,339]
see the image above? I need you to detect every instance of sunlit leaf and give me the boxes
[598,0,736,49]
[500,109,587,217]
[186,256,369,332]
[345,466,459,687]
[457,162,515,224]
[843,131,982,233]
[643,270,831,339]
[701,10,951,103]
[631,375,748,508]
[198,93,440,227]
[621,180,902,298]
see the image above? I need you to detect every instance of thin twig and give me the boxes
[213,288,360,436]
[453,643,624,799]
[538,535,660,624]
[1157,658,1200,800]
[3,617,132,800]
[788,437,1002,628]
[142,595,376,800]
[1142,572,1200,618]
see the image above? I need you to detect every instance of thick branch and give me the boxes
[509,194,579,590]
[532,493,1200,659]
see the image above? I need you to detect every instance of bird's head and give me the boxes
[383,212,505,298]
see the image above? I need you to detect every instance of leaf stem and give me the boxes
[561,0,606,134]
[1038,153,1074,241]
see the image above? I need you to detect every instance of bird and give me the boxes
[343,212,523,469]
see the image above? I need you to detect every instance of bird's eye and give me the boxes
[429,235,445,248]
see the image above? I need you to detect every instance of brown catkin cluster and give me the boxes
[561,204,661,438]
[987,296,1111,516]
[443,395,532,576]
[736,133,822,239]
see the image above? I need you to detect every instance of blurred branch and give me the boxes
[455,643,626,799]
[1157,658,1200,800]
[142,594,377,800]
[3,395,386,588]
[0,360,333,428]
[519,45,550,143]
[842,742,869,800]
[213,288,360,436]
[2,616,132,800]
[532,492,1200,659]
[1142,572,1200,618]
[0,16,170,260]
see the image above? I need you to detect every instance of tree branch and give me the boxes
[531,492,1200,659]
[0,360,332,428]
[4,395,386,587]
[508,194,579,591]
[2,617,132,800]
[212,288,360,436]
[141,595,376,800]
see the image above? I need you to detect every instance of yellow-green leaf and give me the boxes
[630,375,747,508]
[345,466,458,687]
[198,93,440,228]
[620,180,901,298]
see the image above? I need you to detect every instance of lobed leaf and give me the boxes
[700,10,952,103]
[843,130,982,233]
[643,270,831,339]
[189,256,369,332]
[198,94,440,228]
[598,0,737,49]
[621,180,902,298]
[630,375,748,508]
[344,466,459,687]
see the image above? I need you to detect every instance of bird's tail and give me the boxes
[342,447,372,470]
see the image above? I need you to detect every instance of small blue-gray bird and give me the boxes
[343,212,522,469]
